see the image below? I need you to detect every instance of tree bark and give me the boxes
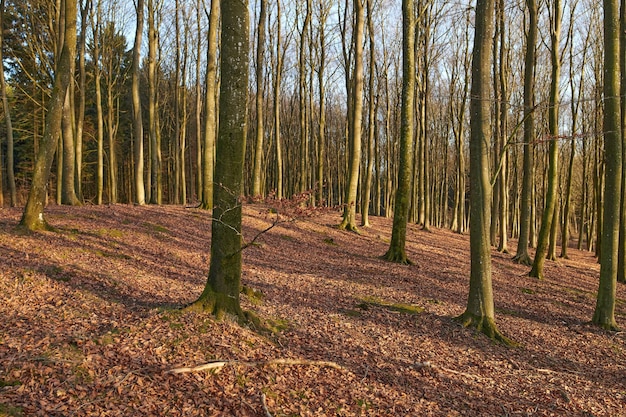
[132,0,146,205]
[383,0,414,264]
[529,0,561,280]
[339,0,365,232]
[20,0,77,230]
[189,0,249,319]
[593,0,621,330]
[456,0,512,345]
[513,0,538,266]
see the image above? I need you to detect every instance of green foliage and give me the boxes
[520,287,535,295]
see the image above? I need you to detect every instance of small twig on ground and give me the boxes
[166,358,344,374]
[261,393,273,417]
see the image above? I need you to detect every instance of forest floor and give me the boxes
[0,204,624,417]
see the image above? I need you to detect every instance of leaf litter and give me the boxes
[0,204,624,416]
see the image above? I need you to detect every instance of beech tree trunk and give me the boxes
[132,0,146,205]
[383,0,414,264]
[593,0,620,330]
[339,0,364,232]
[456,0,512,344]
[529,0,561,280]
[513,0,538,265]
[20,0,77,230]
[189,0,249,319]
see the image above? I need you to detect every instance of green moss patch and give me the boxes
[357,296,423,315]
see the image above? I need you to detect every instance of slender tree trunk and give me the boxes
[0,0,16,206]
[340,0,365,232]
[61,88,80,205]
[593,0,621,330]
[456,0,512,345]
[383,0,414,264]
[617,0,626,283]
[148,0,161,204]
[20,0,77,230]
[132,0,146,205]
[529,0,561,279]
[361,0,376,227]
[252,0,267,197]
[273,0,283,200]
[513,0,537,265]
[200,0,219,209]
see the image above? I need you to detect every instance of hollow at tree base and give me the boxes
[454,312,518,347]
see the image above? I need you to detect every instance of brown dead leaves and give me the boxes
[0,204,624,416]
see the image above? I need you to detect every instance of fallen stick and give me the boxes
[261,393,273,417]
[166,358,343,374]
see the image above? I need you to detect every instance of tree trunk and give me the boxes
[0,0,16,206]
[20,0,77,230]
[189,0,249,320]
[361,0,376,227]
[383,0,414,264]
[251,0,267,197]
[339,0,365,232]
[513,0,537,265]
[132,0,146,205]
[593,0,621,330]
[529,0,561,280]
[456,0,512,345]
[200,0,219,209]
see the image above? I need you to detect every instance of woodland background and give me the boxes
[0,0,611,252]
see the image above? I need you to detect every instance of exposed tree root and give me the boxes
[512,252,532,266]
[454,312,518,346]
[338,220,360,233]
[382,248,413,265]
[166,358,344,374]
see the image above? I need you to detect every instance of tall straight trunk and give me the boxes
[75,0,89,202]
[513,0,537,265]
[252,0,267,197]
[0,0,16,206]
[563,13,588,258]
[361,0,376,227]
[299,0,312,193]
[200,0,219,209]
[148,0,161,204]
[457,0,512,344]
[529,0,561,280]
[618,0,626,283]
[383,0,414,264]
[20,0,77,230]
[339,0,365,232]
[189,0,249,319]
[194,0,202,202]
[593,0,621,330]
[316,0,327,206]
[132,0,146,205]
[273,0,283,200]
[94,7,104,205]
[496,0,508,253]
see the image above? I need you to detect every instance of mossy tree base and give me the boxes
[382,248,413,265]
[338,220,359,233]
[513,253,532,266]
[528,265,544,280]
[184,289,245,323]
[592,311,620,331]
[454,312,517,346]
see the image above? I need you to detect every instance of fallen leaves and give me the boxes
[0,204,624,416]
